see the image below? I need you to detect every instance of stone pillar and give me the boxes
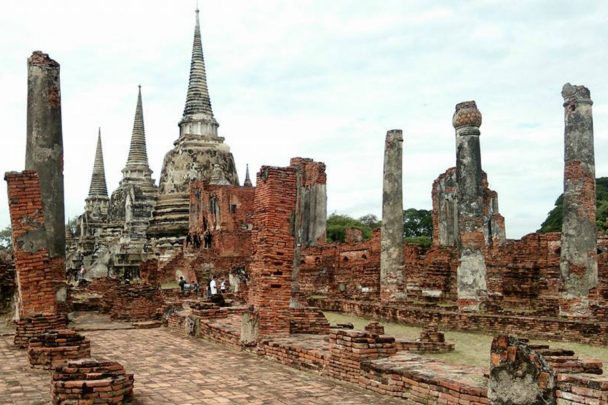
[453,101,487,311]
[560,83,597,317]
[380,129,405,302]
[25,51,65,268]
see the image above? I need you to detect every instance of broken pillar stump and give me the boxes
[488,335,556,405]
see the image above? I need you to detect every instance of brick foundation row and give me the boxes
[311,298,608,345]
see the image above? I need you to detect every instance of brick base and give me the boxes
[27,329,90,369]
[14,313,68,348]
[51,358,134,405]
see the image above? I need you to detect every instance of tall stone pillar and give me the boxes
[453,101,487,311]
[25,51,65,263]
[560,83,597,317]
[380,129,405,302]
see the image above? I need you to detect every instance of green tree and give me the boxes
[539,177,608,233]
[358,214,381,230]
[403,208,433,237]
[326,213,374,242]
[0,226,12,251]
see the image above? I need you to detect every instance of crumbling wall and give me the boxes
[5,171,60,318]
[432,168,505,248]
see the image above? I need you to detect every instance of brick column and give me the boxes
[453,101,487,311]
[380,129,406,302]
[4,171,58,318]
[247,166,297,338]
[560,83,597,317]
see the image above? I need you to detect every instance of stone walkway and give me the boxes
[0,328,403,404]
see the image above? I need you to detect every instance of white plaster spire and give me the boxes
[178,7,219,139]
[88,128,108,197]
[122,85,153,179]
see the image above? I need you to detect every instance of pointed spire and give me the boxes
[124,85,151,172]
[182,7,214,119]
[88,128,108,197]
[243,164,253,187]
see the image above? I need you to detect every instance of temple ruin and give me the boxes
[1,7,608,405]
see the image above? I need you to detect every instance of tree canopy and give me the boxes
[0,226,12,252]
[538,177,608,233]
[326,209,433,247]
[326,213,379,242]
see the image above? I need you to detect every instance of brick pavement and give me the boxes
[0,327,404,404]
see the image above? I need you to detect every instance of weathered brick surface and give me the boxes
[289,307,330,335]
[5,171,60,318]
[27,328,91,369]
[105,283,164,321]
[327,329,396,384]
[51,358,134,405]
[14,313,68,348]
[248,166,297,338]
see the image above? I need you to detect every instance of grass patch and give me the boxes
[323,311,608,368]
[161,281,178,290]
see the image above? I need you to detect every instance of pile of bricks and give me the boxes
[51,358,134,405]
[289,307,330,334]
[528,342,603,375]
[27,328,90,369]
[139,259,160,287]
[327,329,396,384]
[394,323,455,353]
[364,321,384,335]
[14,313,68,348]
[108,283,163,321]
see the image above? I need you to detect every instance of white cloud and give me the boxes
[0,0,607,239]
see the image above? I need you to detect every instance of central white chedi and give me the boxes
[149,8,239,237]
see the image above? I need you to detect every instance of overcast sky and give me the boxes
[1,1,607,238]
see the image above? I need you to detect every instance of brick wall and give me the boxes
[4,171,59,318]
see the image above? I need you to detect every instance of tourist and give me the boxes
[210,276,217,295]
[193,281,200,294]
[178,276,186,292]
[220,279,227,294]
[79,265,85,281]
[203,230,212,249]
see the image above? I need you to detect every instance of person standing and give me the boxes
[210,276,217,295]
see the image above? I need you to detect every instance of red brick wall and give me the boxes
[248,166,297,338]
[4,171,58,318]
